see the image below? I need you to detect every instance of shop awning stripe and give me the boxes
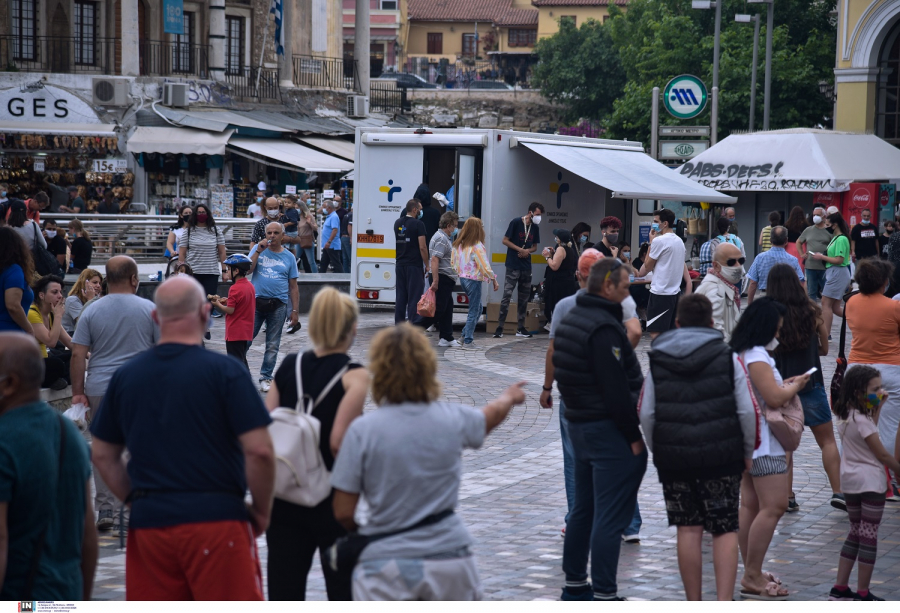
[0,121,116,136]
[126,127,234,155]
[227,138,354,173]
[296,136,355,161]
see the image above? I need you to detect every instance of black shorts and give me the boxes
[662,474,742,535]
[646,293,679,333]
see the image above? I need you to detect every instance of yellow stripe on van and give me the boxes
[357,248,397,259]
[491,253,546,264]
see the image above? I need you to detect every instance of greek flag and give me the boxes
[270,0,284,56]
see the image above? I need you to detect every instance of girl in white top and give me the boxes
[729,298,809,601]
[165,205,193,257]
[828,365,900,601]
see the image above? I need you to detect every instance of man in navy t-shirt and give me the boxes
[90,276,275,600]
[393,199,429,324]
[494,202,544,339]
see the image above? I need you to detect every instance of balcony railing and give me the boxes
[224,66,281,103]
[370,81,409,115]
[293,55,358,91]
[0,35,116,74]
[139,40,209,77]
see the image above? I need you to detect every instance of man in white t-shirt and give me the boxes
[637,208,691,339]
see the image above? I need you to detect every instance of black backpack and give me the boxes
[31,223,62,276]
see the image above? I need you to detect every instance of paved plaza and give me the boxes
[89,308,900,601]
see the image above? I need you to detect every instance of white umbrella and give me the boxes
[676,129,900,192]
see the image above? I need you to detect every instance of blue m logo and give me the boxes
[670,88,700,105]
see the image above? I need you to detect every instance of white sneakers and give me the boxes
[259,380,271,393]
[438,338,461,348]
[425,325,437,333]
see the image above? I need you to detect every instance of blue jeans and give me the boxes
[251,301,288,381]
[301,247,318,273]
[560,406,642,532]
[806,268,826,300]
[284,231,299,260]
[342,237,351,273]
[563,419,647,596]
[460,278,482,344]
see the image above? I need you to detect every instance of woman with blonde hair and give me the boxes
[452,216,498,348]
[331,323,526,600]
[62,268,102,334]
[67,219,93,274]
[265,287,369,601]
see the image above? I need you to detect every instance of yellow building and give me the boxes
[533,0,627,39]
[835,0,900,146]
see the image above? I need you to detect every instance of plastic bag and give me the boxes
[417,288,436,318]
[63,403,89,431]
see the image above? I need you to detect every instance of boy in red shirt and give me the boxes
[212,254,255,370]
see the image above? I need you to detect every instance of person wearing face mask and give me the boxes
[541,229,579,330]
[393,199,429,324]
[878,220,894,260]
[248,190,265,219]
[695,243,744,342]
[571,222,592,256]
[417,211,461,346]
[319,199,344,274]
[811,213,851,334]
[746,226,805,306]
[0,182,8,210]
[724,207,738,235]
[179,205,226,302]
[494,202,545,338]
[616,241,632,265]
[165,205,193,259]
[729,298,810,600]
[43,219,69,271]
[89,276,274,600]
[797,207,832,301]
[850,208,879,262]
[637,209,692,339]
[251,197,287,244]
[594,216,622,259]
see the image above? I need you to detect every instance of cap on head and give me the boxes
[826,206,840,215]
[553,228,572,244]
[577,247,604,278]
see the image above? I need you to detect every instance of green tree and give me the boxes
[532,18,626,123]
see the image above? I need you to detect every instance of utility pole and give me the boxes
[355,0,370,95]
[762,0,774,129]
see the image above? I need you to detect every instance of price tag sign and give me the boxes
[33,160,45,172]
[92,159,127,173]
[285,185,297,194]
[323,189,335,199]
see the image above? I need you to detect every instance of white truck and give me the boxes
[350,127,735,310]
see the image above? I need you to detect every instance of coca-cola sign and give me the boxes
[881,191,890,206]
[851,190,871,204]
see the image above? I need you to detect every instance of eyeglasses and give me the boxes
[604,258,624,282]
[725,257,746,267]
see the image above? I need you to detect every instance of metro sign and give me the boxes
[663,75,708,120]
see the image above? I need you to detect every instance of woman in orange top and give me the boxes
[844,258,900,500]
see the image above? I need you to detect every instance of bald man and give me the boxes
[694,243,744,342]
[0,333,97,600]
[71,255,158,532]
[89,276,274,600]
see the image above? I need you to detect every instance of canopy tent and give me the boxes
[126,127,234,155]
[296,136,355,161]
[227,138,354,173]
[676,129,900,192]
[511,137,737,204]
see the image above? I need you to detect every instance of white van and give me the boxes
[351,128,735,310]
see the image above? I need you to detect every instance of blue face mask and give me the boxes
[651,223,660,232]
[417,209,424,219]
[451,228,459,239]
[727,217,735,222]
[862,219,870,225]
[579,235,588,243]
[0,191,6,197]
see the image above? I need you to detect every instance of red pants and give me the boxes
[126,520,264,600]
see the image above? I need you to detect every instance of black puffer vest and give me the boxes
[553,293,642,422]
[648,330,744,481]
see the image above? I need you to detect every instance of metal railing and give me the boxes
[0,35,116,74]
[369,81,408,114]
[44,214,255,264]
[224,66,281,102]
[292,55,358,90]
[139,40,209,77]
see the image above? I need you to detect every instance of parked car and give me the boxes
[467,80,514,90]
[375,73,437,89]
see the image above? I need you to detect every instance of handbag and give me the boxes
[269,355,350,507]
[32,223,61,276]
[762,394,804,452]
[417,287,436,318]
[255,297,283,313]
[830,292,857,409]
[687,208,701,235]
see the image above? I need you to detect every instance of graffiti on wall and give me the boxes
[162,78,233,106]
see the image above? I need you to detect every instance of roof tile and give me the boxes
[408,0,538,26]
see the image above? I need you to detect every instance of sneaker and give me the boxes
[426,325,437,333]
[96,509,114,531]
[856,591,884,601]
[516,328,533,338]
[560,586,593,601]
[438,338,461,347]
[622,533,641,543]
[259,380,271,393]
[462,341,478,350]
[204,330,211,341]
[830,493,847,512]
[544,323,552,332]
[787,496,800,513]
[210,311,223,318]
[886,483,900,502]
[493,327,503,338]
[594,594,627,601]
[828,587,858,601]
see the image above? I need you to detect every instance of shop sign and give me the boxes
[659,141,708,160]
[285,185,296,194]
[164,0,184,35]
[33,160,45,172]
[92,159,127,173]
[0,86,100,123]
[323,189,335,199]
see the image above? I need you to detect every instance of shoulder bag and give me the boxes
[740,352,804,452]
[831,291,858,409]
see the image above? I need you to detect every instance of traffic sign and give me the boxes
[659,125,710,137]
[663,75,708,120]
[659,140,709,160]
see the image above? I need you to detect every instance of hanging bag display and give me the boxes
[687,208,701,235]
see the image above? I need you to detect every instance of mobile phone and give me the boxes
[804,367,818,376]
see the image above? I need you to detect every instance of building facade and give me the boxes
[834,0,900,147]
[342,0,401,76]
[532,0,625,40]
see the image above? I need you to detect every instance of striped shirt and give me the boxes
[181,226,224,275]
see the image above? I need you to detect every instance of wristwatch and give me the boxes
[291,309,298,313]
[542,385,552,392]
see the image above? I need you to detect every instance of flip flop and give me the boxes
[762,571,782,585]
[740,581,789,600]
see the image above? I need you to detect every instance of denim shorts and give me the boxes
[798,381,832,428]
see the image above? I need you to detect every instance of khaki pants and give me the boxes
[85,395,129,522]
[352,555,482,601]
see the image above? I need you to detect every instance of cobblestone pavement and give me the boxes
[90,308,900,601]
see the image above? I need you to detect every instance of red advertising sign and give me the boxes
[812,192,839,206]
[841,183,880,226]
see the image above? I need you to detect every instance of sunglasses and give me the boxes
[725,257,746,267]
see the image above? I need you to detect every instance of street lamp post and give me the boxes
[692,1,722,143]
[749,0,774,130]
[736,14,761,131]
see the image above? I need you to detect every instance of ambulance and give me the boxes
[350,127,735,310]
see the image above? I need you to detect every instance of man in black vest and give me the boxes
[552,257,647,601]
[639,293,758,601]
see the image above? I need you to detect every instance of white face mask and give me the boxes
[721,264,743,284]
[532,215,542,225]
[812,215,823,224]
[45,230,57,238]
[267,209,280,218]
[765,337,779,351]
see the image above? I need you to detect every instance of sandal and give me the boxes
[762,571,782,585]
[740,581,789,600]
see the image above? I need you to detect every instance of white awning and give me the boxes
[514,139,737,204]
[0,121,116,135]
[296,136,355,161]
[227,138,354,173]
[126,127,234,155]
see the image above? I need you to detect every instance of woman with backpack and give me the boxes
[264,287,370,600]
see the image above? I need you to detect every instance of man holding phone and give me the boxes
[797,207,832,301]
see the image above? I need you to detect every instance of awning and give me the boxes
[153,107,292,133]
[513,138,737,204]
[127,127,234,155]
[296,136,355,161]
[0,121,116,135]
[227,138,354,173]
[676,129,900,192]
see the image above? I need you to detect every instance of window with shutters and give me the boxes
[427,32,442,55]
[173,11,196,73]
[508,29,537,48]
[462,33,477,56]
[225,16,245,75]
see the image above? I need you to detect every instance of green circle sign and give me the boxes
[663,75,708,120]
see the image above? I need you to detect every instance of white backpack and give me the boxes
[269,355,349,507]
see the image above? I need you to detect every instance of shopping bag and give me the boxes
[417,288,436,318]
[63,403,89,432]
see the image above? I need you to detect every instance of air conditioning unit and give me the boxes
[347,95,369,118]
[163,83,189,108]
[92,77,130,107]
